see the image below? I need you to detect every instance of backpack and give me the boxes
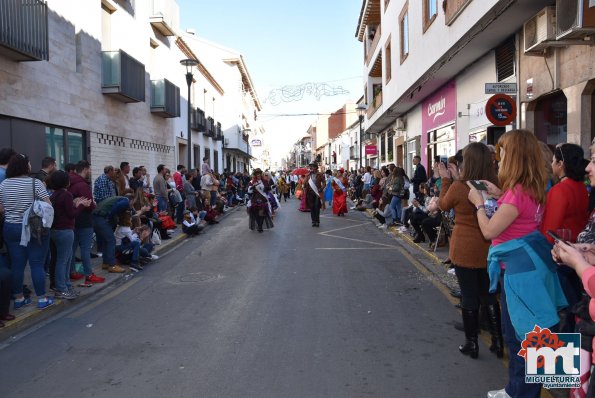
[29,178,50,243]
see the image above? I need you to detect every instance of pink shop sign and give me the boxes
[422,80,457,132]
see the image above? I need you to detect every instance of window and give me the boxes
[385,36,392,83]
[400,2,409,64]
[46,128,65,169]
[384,0,390,11]
[423,0,438,32]
[193,145,200,169]
[495,37,515,82]
[214,150,219,172]
[67,131,85,164]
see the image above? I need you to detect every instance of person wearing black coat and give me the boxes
[411,155,427,198]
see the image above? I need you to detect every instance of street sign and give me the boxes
[485,94,516,127]
[365,145,377,155]
[485,83,517,94]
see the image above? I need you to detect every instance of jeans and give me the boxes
[210,191,217,207]
[389,195,402,222]
[92,215,116,266]
[117,240,140,265]
[157,196,168,212]
[71,227,94,276]
[140,242,154,258]
[51,229,74,292]
[501,276,553,398]
[4,222,50,298]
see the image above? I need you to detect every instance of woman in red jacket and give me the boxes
[541,143,589,333]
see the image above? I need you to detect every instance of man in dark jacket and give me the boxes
[69,161,105,284]
[411,155,427,198]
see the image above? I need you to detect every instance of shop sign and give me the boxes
[485,94,516,126]
[422,81,457,132]
[485,83,517,94]
[469,99,490,130]
[365,145,378,155]
[250,139,262,146]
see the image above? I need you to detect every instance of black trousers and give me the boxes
[421,214,442,242]
[410,211,429,237]
[454,265,497,310]
[308,192,321,224]
[0,261,11,316]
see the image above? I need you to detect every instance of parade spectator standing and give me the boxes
[120,162,131,189]
[411,155,427,198]
[153,164,169,212]
[0,148,16,325]
[139,166,152,194]
[362,166,372,194]
[49,171,91,300]
[93,166,116,204]
[129,167,144,192]
[173,165,186,224]
[0,148,16,183]
[0,154,55,310]
[201,157,211,176]
[184,170,199,210]
[31,156,56,184]
[92,195,129,273]
[69,161,104,284]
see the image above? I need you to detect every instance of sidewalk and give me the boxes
[0,206,240,342]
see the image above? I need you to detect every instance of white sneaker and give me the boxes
[398,226,408,232]
[447,268,456,275]
[350,206,356,210]
[96,252,103,257]
[487,389,511,398]
[378,224,387,229]
[151,254,159,260]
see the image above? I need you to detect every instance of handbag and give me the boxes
[29,178,50,243]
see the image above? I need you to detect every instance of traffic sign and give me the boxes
[485,94,516,126]
[485,83,517,94]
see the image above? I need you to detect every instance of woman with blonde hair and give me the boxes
[468,130,567,398]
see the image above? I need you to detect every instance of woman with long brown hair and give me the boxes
[438,142,502,360]
[468,130,567,398]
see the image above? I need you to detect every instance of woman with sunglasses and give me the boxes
[468,130,567,398]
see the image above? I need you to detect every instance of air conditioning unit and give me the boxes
[524,6,556,53]
[395,118,406,131]
[556,0,595,40]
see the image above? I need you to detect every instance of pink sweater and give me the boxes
[582,266,595,362]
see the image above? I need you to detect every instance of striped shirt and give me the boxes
[0,177,50,224]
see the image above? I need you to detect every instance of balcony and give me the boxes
[205,117,215,137]
[102,50,145,103]
[190,107,205,131]
[349,146,359,160]
[213,122,223,141]
[368,89,383,118]
[365,25,381,66]
[149,0,179,36]
[0,0,49,61]
[150,79,180,118]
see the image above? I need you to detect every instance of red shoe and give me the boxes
[70,272,84,280]
[85,274,106,284]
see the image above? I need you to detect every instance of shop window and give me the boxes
[46,127,65,170]
[426,125,456,170]
[67,131,85,164]
[535,92,567,145]
[496,38,515,82]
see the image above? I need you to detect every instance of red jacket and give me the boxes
[173,172,184,192]
[540,178,589,243]
[68,172,96,228]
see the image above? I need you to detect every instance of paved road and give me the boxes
[0,200,506,397]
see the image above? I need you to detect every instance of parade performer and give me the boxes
[247,169,274,233]
[324,170,333,208]
[332,168,348,216]
[297,175,310,212]
[303,162,325,227]
[277,174,290,202]
[264,172,280,218]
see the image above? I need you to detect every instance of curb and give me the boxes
[0,206,240,342]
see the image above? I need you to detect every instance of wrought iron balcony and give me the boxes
[0,0,49,61]
[102,50,145,103]
[190,107,205,131]
[150,79,180,118]
[205,117,215,137]
[149,0,179,36]
[213,122,223,140]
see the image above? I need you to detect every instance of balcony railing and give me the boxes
[149,0,179,36]
[205,117,215,137]
[0,0,49,61]
[102,50,145,103]
[150,79,180,118]
[367,90,383,118]
[214,122,223,140]
[190,107,205,131]
[365,25,381,66]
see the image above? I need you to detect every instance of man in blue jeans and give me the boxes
[153,164,169,212]
[92,196,129,273]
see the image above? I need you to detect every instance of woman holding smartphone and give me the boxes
[468,130,567,398]
[437,143,502,360]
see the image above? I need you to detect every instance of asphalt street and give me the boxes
[0,200,507,397]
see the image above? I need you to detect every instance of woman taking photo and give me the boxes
[468,130,567,398]
[438,142,502,360]
[0,154,54,310]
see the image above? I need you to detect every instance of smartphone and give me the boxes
[547,230,568,244]
[469,180,487,191]
[434,155,447,166]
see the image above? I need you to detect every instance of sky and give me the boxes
[177,0,364,166]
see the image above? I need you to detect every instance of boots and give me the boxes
[486,303,504,358]
[459,309,479,359]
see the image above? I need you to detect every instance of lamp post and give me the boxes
[180,58,199,170]
[356,104,367,169]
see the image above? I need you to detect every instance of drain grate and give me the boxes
[178,273,220,283]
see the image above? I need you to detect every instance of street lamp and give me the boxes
[180,58,199,170]
[356,104,367,169]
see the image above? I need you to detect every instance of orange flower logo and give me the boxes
[518,325,566,369]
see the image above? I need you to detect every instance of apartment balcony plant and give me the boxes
[0,0,49,61]
[102,49,145,103]
[150,79,180,118]
[190,107,205,131]
[149,0,179,36]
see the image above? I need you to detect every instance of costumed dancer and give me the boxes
[297,175,310,212]
[277,174,289,202]
[303,161,325,227]
[332,168,349,216]
[264,172,280,218]
[324,170,333,208]
[247,169,274,233]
